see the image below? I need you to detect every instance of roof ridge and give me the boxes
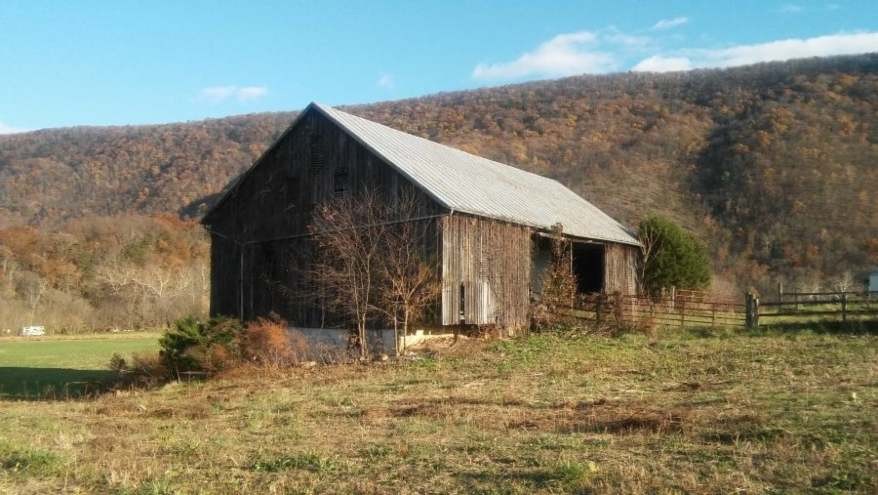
[207,101,639,246]
[316,103,562,186]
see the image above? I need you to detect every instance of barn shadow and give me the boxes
[0,367,116,400]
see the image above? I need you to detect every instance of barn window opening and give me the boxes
[309,133,325,171]
[458,283,466,324]
[333,166,349,197]
[572,242,604,294]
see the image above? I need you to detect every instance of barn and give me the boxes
[202,102,640,335]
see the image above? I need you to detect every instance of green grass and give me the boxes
[0,327,876,493]
[0,332,159,399]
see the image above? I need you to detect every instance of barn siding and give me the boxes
[204,109,442,240]
[441,214,532,330]
[604,243,639,295]
[204,108,445,325]
[209,233,241,318]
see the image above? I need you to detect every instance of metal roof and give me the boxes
[313,103,639,246]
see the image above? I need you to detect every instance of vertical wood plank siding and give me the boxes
[204,109,445,326]
[209,233,241,318]
[441,214,532,330]
[604,243,639,295]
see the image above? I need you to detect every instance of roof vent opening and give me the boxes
[309,133,325,172]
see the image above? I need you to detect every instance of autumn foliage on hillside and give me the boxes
[0,215,208,332]
[0,113,293,226]
[1,54,877,302]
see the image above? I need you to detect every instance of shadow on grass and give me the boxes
[758,319,878,335]
[457,462,590,490]
[681,319,878,339]
[0,367,116,400]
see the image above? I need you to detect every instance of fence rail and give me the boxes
[754,290,878,325]
[549,289,878,330]
[560,291,747,329]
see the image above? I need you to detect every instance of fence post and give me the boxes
[755,295,759,328]
[745,292,760,330]
[595,295,603,324]
[679,298,686,328]
[711,303,717,328]
[841,292,848,322]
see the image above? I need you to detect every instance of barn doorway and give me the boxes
[572,242,604,294]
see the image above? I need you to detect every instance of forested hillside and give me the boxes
[0,113,294,226]
[1,54,877,329]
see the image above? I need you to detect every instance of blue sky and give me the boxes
[1,0,877,132]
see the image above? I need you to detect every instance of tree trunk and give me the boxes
[402,307,411,354]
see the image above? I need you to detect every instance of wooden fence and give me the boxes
[748,290,878,328]
[561,291,747,329]
[554,288,878,330]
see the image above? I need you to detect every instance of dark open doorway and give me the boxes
[572,242,604,294]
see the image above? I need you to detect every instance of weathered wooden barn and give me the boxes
[202,103,640,333]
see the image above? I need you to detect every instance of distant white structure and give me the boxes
[20,325,46,337]
[870,271,878,293]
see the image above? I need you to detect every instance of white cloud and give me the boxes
[604,30,652,47]
[476,27,878,79]
[197,85,268,103]
[694,31,878,68]
[472,31,620,80]
[236,86,268,102]
[778,4,803,13]
[632,56,692,72]
[634,31,878,72]
[651,17,689,30]
[198,86,236,103]
[0,121,27,134]
[377,73,394,89]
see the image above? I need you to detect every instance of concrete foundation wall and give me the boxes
[290,327,440,358]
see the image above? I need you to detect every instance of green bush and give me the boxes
[158,316,244,374]
[638,215,711,295]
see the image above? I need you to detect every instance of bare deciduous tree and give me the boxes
[307,188,440,358]
[376,192,440,354]
[19,272,48,324]
[833,270,856,293]
[637,223,659,293]
[309,190,388,359]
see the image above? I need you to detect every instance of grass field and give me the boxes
[0,327,876,494]
[0,332,160,399]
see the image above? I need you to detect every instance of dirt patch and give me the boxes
[701,413,783,444]
[390,404,437,418]
[562,410,686,434]
[356,396,691,435]
[661,380,732,392]
[508,400,690,435]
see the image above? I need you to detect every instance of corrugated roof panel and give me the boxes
[314,103,639,246]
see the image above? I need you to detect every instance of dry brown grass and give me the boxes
[1,327,876,494]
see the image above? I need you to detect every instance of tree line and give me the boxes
[0,214,208,333]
